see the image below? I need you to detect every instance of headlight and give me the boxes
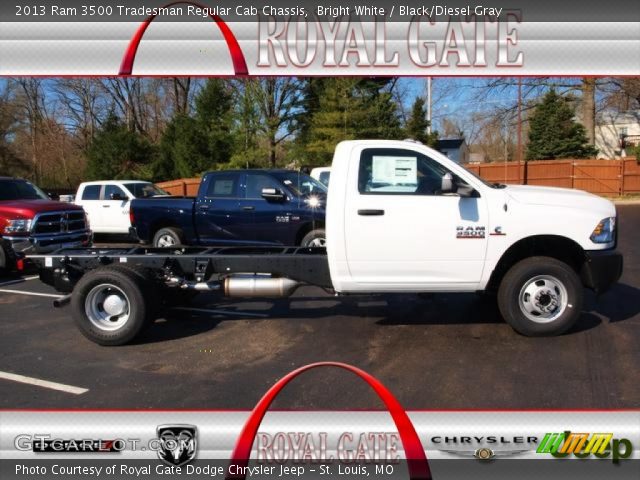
[3,218,32,234]
[590,217,616,244]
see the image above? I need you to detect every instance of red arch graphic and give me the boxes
[119,1,248,75]
[225,362,431,480]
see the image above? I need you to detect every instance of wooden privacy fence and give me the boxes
[156,177,201,196]
[157,158,640,197]
[465,157,640,196]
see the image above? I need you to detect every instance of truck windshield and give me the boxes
[275,172,328,196]
[0,179,49,201]
[123,183,168,198]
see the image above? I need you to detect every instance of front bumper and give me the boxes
[4,230,93,254]
[580,249,623,294]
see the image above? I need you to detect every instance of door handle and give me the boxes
[102,205,111,208]
[198,205,210,211]
[242,206,255,211]
[358,209,385,216]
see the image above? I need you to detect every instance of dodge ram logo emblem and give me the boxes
[157,425,197,466]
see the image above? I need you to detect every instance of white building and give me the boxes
[436,138,470,164]
[595,111,640,159]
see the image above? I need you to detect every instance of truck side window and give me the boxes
[358,148,451,196]
[245,174,281,199]
[82,185,101,200]
[103,185,126,200]
[205,174,239,198]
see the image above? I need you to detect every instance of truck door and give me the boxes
[344,147,489,290]
[101,184,130,233]
[76,185,103,232]
[194,172,253,245]
[240,173,294,245]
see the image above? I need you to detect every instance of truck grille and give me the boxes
[32,211,87,235]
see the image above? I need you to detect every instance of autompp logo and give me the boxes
[536,431,633,463]
[157,424,198,467]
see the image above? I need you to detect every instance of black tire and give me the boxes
[0,244,16,274]
[153,227,183,248]
[0,245,7,274]
[497,256,583,337]
[70,265,157,346]
[300,228,326,247]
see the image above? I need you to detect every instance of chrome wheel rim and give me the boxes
[518,275,568,323]
[307,237,326,247]
[85,283,130,331]
[157,234,176,247]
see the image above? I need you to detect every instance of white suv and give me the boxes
[75,181,168,234]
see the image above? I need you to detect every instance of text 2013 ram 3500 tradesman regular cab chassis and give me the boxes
[29,140,622,345]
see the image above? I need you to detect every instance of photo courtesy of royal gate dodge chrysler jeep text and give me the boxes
[28,140,622,345]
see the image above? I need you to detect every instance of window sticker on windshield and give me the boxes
[372,156,417,185]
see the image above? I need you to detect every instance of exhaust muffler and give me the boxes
[223,275,300,297]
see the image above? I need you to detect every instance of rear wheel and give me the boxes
[153,227,183,248]
[71,265,158,346]
[301,228,326,248]
[497,256,583,336]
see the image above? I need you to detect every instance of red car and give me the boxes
[0,177,92,271]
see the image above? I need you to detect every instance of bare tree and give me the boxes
[243,78,303,167]
[53,79,107,151]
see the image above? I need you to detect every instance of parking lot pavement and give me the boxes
[1,205,639,410]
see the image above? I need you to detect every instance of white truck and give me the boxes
[29,140,622,345]
[75,180,168,234]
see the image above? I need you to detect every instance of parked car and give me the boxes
[0,177,91,272]
[130,170,327,248]
[75,181,168,234]
[310,167,331,187]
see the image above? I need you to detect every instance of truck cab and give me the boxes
[194,170,327,247]
[327,140,619,296]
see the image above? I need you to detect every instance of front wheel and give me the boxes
[497,256,583,337]
[300,228,326,248]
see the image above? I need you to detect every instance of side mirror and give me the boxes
[456,182,477,198]
[261,187,286,202]
[441,173,454,193]
[110,192,124,201]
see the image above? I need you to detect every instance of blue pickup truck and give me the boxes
[130,170,327,248]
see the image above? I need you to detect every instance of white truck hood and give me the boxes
[505,185,615,215]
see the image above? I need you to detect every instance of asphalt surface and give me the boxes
[0,206,639,410]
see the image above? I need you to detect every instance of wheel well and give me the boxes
[486,235,586,293]
[295,221,325,246]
